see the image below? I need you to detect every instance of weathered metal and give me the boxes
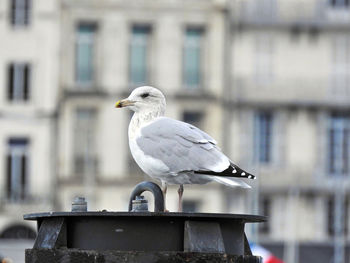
[24,182,266,263]
[25,250,262,263]
[128,181,164,212]
[71,196,87,212]
[25,212,265,252]
[184,221,225,253]
[131,195,149,212]
[33,217,66,249]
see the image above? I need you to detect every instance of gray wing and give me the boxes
[136,117,230,174]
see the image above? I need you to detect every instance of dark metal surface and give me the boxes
[33,218,66,249]
[24,211,265,254]
[26,249,263,263]
[128,181,165,212]
[68,216,184,251]
[24,211,266,223]
[184,221,225,253]
[244,234,252,255]
[24,182,266,262]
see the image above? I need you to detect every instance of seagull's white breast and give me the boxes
[129,128,169,179]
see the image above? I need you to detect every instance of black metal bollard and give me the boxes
[24,181,265,263]
[128,181,165,212]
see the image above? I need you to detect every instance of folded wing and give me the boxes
[136,117,255,183]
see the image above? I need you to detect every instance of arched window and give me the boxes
[0,225,36,239]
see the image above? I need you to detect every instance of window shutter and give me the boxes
[24,0,31,25]
[23,64,30,100]
[8,64,14,100]
[7,154,12,199]
[10,0,16,25]
[21,154,26,200]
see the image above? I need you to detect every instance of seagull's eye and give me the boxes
[141,93,150,99]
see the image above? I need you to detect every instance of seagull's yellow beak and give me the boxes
[115,99,135,108]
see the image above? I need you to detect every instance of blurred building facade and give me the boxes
[229,0,350,263]
[57,0,228,213]
[0,0,60,261]
[0,1,349,263]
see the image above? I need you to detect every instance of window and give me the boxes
[327,196,348,236]
[183,27,204,89]
[259,196,271,234]
[7,63,30,102]
[0,225,36,239]
[255,0,276,18]
[6,138,29,201]
[183,200,199,213]
[330,0,350,8]
[10,0,31,26]
[331,37,350,96]
[129,25,151,86]
[183,111,204,129]
[254,112,273,164]
[255,35,273,85]
[76,24,96,87]
[74,108,98,176]
[328,114,350,176]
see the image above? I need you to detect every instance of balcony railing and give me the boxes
[232,0,350,26]
[231,76,350,105]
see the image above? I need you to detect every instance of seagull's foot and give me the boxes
[161,181,168,212]
[177,184,184,212]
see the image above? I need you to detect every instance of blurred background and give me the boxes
[0,0,349,262]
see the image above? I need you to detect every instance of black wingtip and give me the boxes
[230,163,256,180]
[194,163,256,180]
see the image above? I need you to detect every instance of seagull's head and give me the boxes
[115,86,166,114]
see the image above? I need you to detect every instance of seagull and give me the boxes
[115,86,255,212]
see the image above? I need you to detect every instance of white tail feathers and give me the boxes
[212,176,251,189]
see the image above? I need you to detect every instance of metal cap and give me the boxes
[131,195,149,212]
[72,196,87,212]
[128,181,164,212]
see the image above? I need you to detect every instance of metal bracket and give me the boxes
[33,217,67,249]
[244,233,253,255]
[184,221,225,253]
[128,181,165,212]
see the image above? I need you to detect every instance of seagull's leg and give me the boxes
[177,184,184,212]
[161,181,168,212]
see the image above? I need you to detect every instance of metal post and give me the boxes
[72,196,88,212]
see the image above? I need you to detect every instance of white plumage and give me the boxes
[115,86,255,211]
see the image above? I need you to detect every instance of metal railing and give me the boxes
[232,0,350,26]
[231,76,350,104]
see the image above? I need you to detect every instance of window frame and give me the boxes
[253,111,274,164]
[182,111,204,130]
[10,0,31,27]
[7,62,31,102]
[327,113,350,176]
[259,195,271,234]
[6,138,29,201]
[73,108,98,177]
[327,195,349,237]
[182,26,205,90]
[182,200,200,213]
[331,36,350,96]
[75,23,97,88]
[129,24,152,87]
[330,0,350,8]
